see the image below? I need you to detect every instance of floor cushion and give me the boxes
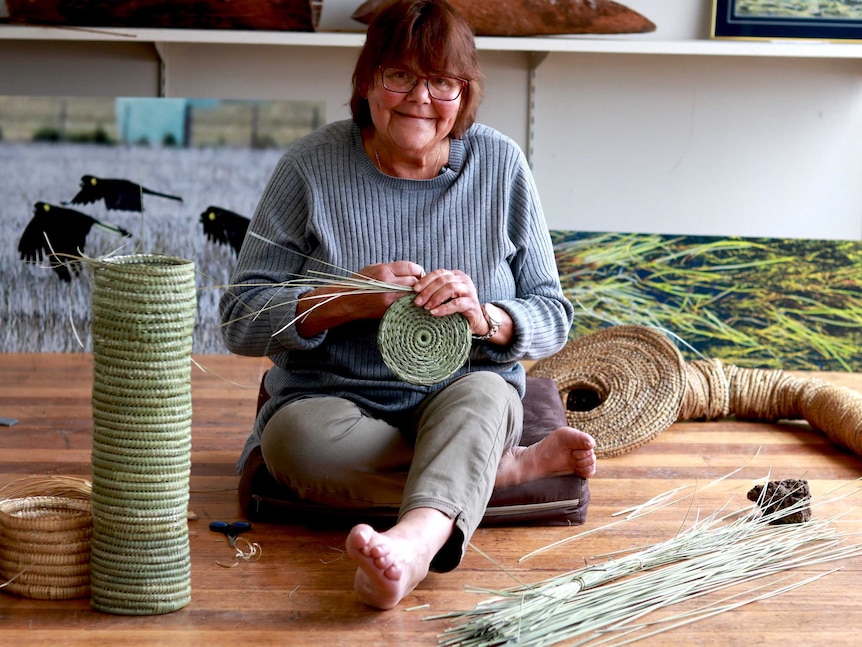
[238,375,590,527]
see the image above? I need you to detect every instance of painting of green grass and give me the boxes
[552,230,862,372]
[737,1,862,20]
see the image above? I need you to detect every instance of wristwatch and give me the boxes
[472,303,501,341]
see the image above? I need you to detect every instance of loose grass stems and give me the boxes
[611,484,694,518]
[468,542,529,587]
[220,232,415,337]
[521,464,757,563]
[517,490,696,563]
[433,476,862,646]
[596,569,839,647]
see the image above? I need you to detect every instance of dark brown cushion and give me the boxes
[238,375,589,527]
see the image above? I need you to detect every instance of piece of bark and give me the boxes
[351,0,656,37]
[747,479,812,525]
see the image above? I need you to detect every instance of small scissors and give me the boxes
[209,520,252,547]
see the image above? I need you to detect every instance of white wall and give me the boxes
[525,0,862,238]
[532,53,862,238]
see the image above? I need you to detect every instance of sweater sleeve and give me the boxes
[481,139,573,364]
[219,151,327,357]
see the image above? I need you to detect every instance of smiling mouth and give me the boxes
[396,110,434,120]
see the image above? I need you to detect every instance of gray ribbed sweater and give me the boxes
[220,120,573,470]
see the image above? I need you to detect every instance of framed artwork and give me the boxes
[712,0,862,42]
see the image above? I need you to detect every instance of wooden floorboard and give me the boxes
[1,353,862,646]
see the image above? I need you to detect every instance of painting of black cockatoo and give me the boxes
[65,175,183,212]
[18,202,132,282]
[200,205,251,256]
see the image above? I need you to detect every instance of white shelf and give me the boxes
[478,35,862,59]
[3,24,862,59]
[0,25,366,47]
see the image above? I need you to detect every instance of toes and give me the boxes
[382,562,403,581]
[346,524,374,555]
[373,551,397,572]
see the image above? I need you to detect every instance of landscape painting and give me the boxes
[552,230,862,372]
[0,95,323,354]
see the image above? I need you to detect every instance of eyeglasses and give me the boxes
[379,67,467,101]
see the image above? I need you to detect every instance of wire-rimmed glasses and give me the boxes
[380,67,467,101]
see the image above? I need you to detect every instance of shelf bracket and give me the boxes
[529,51,550,70]
[526,52,548,168]
[153,41,168,97]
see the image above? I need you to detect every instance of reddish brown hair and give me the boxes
[350,0,484,139]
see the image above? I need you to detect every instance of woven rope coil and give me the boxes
[377,295,471,386]
[89,254,195,615]
[529,325,687,458]
[680,359,862,456]
[530,325,862,458]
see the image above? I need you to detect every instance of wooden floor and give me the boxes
[2,353,862,646]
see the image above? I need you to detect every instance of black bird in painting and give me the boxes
[200,206,250,256]
[18,202,132,282]
[65,175,183,212]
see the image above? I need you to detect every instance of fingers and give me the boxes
[387,260,425,279]
[413,269,477,309]
[356,261,425,287]
[354,264,487,332]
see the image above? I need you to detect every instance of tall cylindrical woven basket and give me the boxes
[88,254,196,615]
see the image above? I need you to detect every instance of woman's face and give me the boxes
[366,67,462,156]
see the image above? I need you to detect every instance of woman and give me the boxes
[219,0,596,610]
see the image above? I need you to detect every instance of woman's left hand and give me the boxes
[412,269,489,337]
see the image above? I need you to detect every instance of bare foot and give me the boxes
[345,509,453,610]
[495,426,596,489]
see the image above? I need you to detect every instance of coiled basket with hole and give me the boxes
[88,254,196,615]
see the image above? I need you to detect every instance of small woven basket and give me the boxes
[0,477,93,600]
[88,254,196,615]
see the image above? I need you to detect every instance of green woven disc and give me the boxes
[377,296,471,386]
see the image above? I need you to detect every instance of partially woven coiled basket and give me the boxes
[88,254,196,615]
[377,295,471,386]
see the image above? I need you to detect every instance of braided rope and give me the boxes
[377,295,471,386]
[88,254,196,615]
[681,360,862,456]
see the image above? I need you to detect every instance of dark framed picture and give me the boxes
[712,0,862,42]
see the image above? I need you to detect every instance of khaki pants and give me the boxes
[260,371,523,571]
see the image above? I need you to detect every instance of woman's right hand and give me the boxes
[294,260,424,337]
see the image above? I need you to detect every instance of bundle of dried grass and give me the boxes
[434,478,862,646]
